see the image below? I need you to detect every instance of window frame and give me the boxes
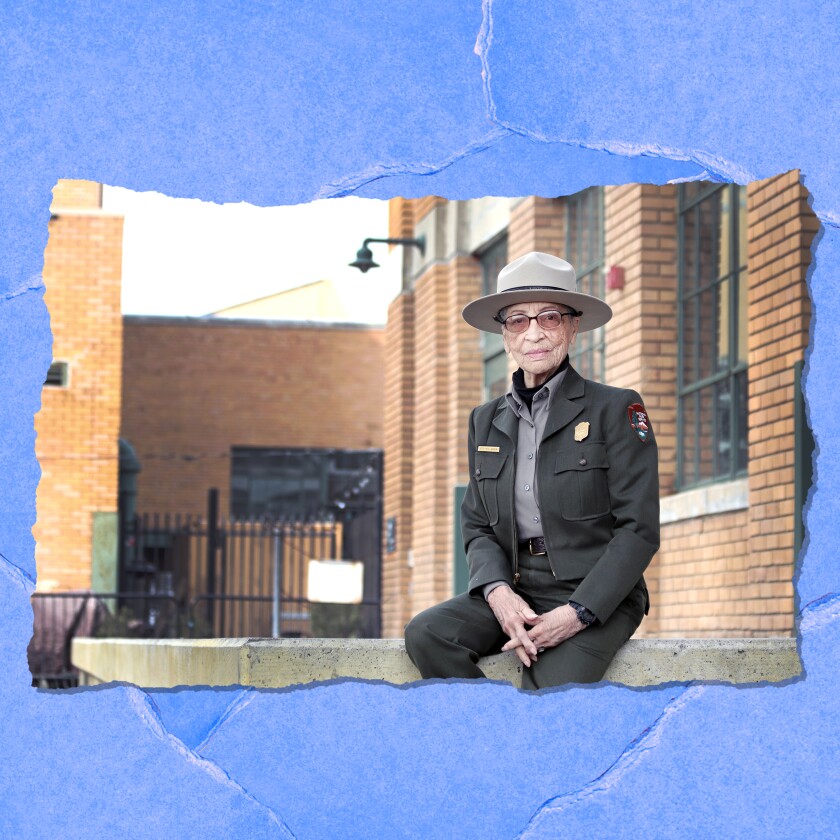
[475,234,509,402]
[676,182,749,490]
[565,187,606,381]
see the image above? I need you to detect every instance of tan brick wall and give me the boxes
[633,174,813,638]
[388,198,415,245]
[35,184,123,592]
[384,182,812,639]
[50,179,103,209]
[603,184,680,408]
[508,197,566,261]
[651,510,753,636]
[603,184,678,634]
[447,258,484,488]
[446,257,484,599]
[120,319,384,516]
[742,170,815,635]
[409,262,453,613]
[413,196,447,224]
[382,292,415,637]
[389,255,485,620]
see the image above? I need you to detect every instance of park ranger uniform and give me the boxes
[405,361,659,690]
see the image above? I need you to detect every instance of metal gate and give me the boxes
[118,488,382,639]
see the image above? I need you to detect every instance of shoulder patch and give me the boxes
[627,403,651,442]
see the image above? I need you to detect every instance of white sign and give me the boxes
[307,559,364,604]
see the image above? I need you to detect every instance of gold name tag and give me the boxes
[477,446,500,453]
[574,422,590,442]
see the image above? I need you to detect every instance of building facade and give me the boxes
[37,180,387,597]
[121,316,385,516]
[35,179,124,593]
[382,173,815,639]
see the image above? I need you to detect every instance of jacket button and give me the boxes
[475,468,481,477]
[579,457,587,466]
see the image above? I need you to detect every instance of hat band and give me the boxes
[502,284,574,293]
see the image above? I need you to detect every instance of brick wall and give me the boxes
[743,171,815,633]
[50,179,102,209]
[35,180,123,591]
[602,184,680,634]
[384,182,812,639]
[120,318,385,516]
[408,262,454,613]
[388,198,415,244]
[382,292,415,637]
[634,174,813,638]
[413,197,447,224]
[647,509,751,636]
[380,250,484,626]
[508,197,566,261]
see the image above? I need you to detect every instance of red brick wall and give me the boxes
[635,174,813,638]
[409,262,455,613]
[383,181,812,638]
[508,197,566,261]
[50,179,103,209]
[382,292,415,637]
[413,196,447,224]
[121,318,385,516]
[35,180,123,591]
[743,171,815,633]
[380,253,484,626]
[388,198,415,245]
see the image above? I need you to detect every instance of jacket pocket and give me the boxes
[474,453,506,526]
[553,443,610,520]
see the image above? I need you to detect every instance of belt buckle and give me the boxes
[529,538,546,556]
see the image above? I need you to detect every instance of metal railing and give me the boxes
[29,591,181,688]
[31,502,382,686]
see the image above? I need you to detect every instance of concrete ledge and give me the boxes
[73,637,801,689]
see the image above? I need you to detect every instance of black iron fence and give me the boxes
[29,591,182,688]
[30,494,382,687]
[121,507,381,638]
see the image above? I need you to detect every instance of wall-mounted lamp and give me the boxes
[606,265,625,291]
[349,236,426,273]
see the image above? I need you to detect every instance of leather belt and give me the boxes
[519,536,547,556]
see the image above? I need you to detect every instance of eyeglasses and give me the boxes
[495,309,581,333]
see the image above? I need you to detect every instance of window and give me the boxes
[677,183,748,488]
[477,236,509,401]
[565,187,605,381]
[230,447,382,518]
[44,361,69,387]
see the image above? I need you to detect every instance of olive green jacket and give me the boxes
[461,365,660,623]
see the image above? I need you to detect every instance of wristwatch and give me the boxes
[568,600,596,626]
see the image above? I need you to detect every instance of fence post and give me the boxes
[272,527,283,638]
[206,488,219,633]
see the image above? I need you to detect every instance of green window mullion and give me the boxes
[678,183,742,489]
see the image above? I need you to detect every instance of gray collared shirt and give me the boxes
[483,366,568,599]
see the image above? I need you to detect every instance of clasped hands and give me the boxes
[487,584,587,668]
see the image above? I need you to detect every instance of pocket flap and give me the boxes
[554,443,609,472]
[475,453,507,479]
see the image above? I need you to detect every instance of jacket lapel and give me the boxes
[542,364,586,443]
[491,398,519,443]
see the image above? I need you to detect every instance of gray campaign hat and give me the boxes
[461,251,613,334]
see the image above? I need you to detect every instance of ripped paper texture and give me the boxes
[0,1,837,836]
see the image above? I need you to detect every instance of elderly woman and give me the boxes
[405,251,660,690]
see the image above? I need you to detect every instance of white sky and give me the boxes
[102,186,402,323]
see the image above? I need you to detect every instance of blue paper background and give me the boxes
[1,2,838,836]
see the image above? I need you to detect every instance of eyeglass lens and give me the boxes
[504,310,571,332]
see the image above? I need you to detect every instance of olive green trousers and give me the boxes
[404,552,645,690]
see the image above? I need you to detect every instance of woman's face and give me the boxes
[501,301,580,388]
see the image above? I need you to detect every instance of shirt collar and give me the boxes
[505,360,569,415]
